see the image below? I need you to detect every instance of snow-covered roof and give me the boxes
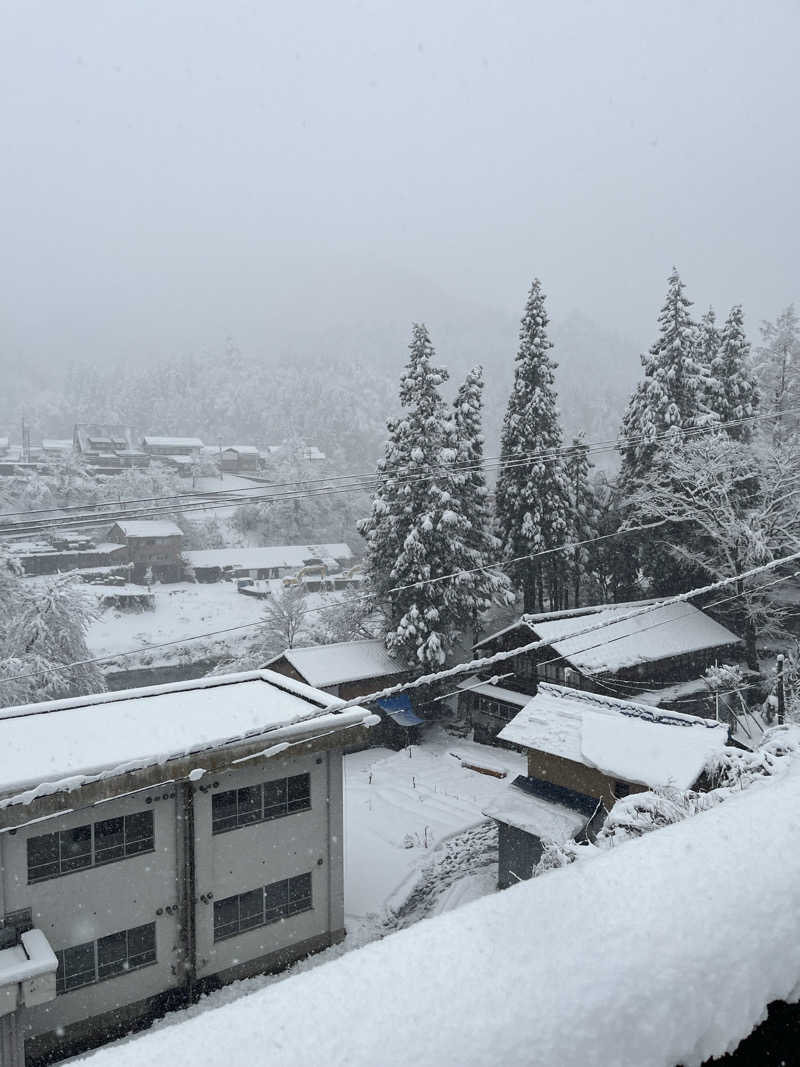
[456,677,531,707]
[536,602,741,675]
[266,639,402,688]
[222,445,260,455]
[0,670,375,808]
[476,600,741,675]
[110,520,184,538]
[483,778,586,841]
[142,436,204,448]
[499,683,728,790]
[71,752,800,1067]
[184,543,353,569]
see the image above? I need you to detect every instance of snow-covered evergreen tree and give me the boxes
[708,305,760,441]
[359,324,455,669]
[695,306,720,368]
[360,326,499,670]
[756,305,800,446]
[451,367,512,631]
[563,436,600,607]
[620,268,713,480]
[495,279,570,612]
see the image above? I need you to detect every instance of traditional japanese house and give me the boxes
[484,683,729,887]
[141,437,203,459]
[467,600,744,742]
[107,520,184,583]
[182,544,353,583]
[0,671,377,1066]
[265,639,420,749]
[220,446,260,473]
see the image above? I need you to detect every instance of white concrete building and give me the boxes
[0,672,376,1066]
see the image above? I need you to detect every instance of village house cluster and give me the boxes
[0,425,326,478]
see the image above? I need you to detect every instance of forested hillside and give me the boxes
[0,310,639,468]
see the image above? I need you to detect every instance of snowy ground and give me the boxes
[344,732,525,923]
[192,473,269,521]
[85,581,349,671]
[70,731,523,1058]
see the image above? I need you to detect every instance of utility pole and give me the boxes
[777,653,785,725]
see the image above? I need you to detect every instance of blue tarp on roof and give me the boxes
[376,694,424,727]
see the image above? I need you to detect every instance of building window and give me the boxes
[212,773,311,835]
[213,874,313,942]
[28,810,154,883]
[55,923,156,995]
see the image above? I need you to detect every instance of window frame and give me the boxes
[211,773,311,835]
[213,873,314,942]
[27,809,155,884]
[55,922,156,995]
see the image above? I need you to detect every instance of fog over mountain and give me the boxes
[1,0,797,453]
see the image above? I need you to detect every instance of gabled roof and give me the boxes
[142,436,204,448]
[110,520,183,538]
[74,424,136,452]
[183,543,353,570]
[476,600,741,676]
[0,670,375,809]
[265,639,402,688]
[499,683,728,790]
[222,445,260,455]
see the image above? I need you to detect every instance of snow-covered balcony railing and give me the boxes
[0,930,57,1019]
[75,748,800,1067]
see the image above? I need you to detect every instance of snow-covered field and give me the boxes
[193,473,268,521]
[85,581,348,670]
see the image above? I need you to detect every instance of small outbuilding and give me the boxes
[484,683,729,887]
[265,639,419,749]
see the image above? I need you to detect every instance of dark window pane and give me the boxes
[28,833,60,881]
[212,790,238,833]
[62,941,95,991]
[124,811,154,855]
[264,880,288,923]
[287,873,312,915]
[94,817,125,864]
[287,774,310,813]
[214,896,240,941]
[59,826,92,873]
[237,785,262,825]
[263,779,287,819]
[127,923,156,968]
[97,930,127,979]
[238,889,264,932]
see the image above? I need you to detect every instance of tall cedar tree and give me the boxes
[757,305,800,446]
[564,436,600,607]
[620,268,713,482]
[359,325,483,670]
[495,279,569,612]
[452,367,512,633]
[709,305,760,441]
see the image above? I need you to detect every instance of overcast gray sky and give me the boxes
[2,0,798,367]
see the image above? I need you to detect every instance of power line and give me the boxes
[307,549,800,718]
[2,544,798,712]
[0,521,666,687]
[2,404,797,538]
